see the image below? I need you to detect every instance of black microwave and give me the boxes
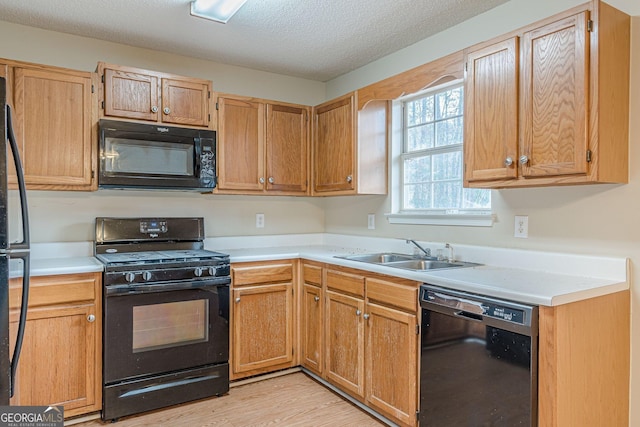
[98,119,216,191]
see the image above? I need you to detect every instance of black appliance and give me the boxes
[98,119,216,191]
[419,284,538,426]
[0,77,31,405]
[95,217,230,421]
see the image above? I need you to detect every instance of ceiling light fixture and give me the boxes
[190,0,249,24]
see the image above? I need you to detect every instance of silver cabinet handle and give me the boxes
[259,177,265,184]
[346,175,353,183]
[355,309,362,316]
[504,157,514,166]
[151,106,158,113]
[519,155,529,165]
[268,177,274,184]
[363,313,370,320]
[87,314,96,323]
[163,107,171,115]
[235,297,241,303]
[314,296,320,302]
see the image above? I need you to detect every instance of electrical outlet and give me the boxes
[256,213,265,228]
[514,215,528,238]
[367,214,375,230]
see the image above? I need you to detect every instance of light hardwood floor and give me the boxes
[74,373,385,426]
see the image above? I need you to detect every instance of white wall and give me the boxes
[324,1,640,425]
[0,21,326,106]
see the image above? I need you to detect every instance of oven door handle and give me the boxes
[105,277,231,296]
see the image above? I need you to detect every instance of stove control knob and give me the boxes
[194,267,204,277]
[208,267,216,276]
[125,272,136,283]
[142,271,152,281]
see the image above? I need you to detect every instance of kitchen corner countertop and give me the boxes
[217,244,629,307]
[18,235,628,307]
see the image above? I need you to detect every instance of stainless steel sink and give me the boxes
[335,252,480,270]
[336,252,420,264]
[386,259,480,271]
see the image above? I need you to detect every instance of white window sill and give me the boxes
[385,212,495,227]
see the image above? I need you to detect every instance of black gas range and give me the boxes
[95,217,230,421]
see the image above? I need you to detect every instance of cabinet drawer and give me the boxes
[303,264,322,286]
[326,269,365,297]
[232,262,293,286]
[9,273,98,309]
[366,278,417,313]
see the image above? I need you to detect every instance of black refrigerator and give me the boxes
[0,76,31,404]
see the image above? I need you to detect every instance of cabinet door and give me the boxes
[301,283,323,374]
[12,67,94,189]
[365,302,418,426]
[217,96,265,191]
[464,37,519,183]
[313,94,356,193]
[103,67,159,121]
[9,304,99,416]
[161,78,209,127]
[325,289,365,398]
[266,103,309,193]
[521,12,589,178]
[232,283,293,374]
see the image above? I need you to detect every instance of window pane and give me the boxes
[407,96,434,125]
[433,181,462,208]
[436,86,463,119]
[433,151,461,181]
[435,117,463,147]
[404,156,431,184]
[407,123,434,151]
[462,188,492,209]
[404,183,432,209]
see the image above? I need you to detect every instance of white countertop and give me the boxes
[17,234,628,307]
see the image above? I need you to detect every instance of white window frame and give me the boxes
[386,80,494,227]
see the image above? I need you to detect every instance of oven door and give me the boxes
[103,279,229,384]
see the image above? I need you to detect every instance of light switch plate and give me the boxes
[367,214,375,230]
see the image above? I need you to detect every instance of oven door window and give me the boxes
[104,138,194,176]
[132,299,208,352]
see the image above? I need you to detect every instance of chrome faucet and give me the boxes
[405,239,431,258]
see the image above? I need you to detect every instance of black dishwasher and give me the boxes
[419,284,538,426]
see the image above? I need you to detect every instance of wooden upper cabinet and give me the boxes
[103,67,159,121]
[98,62,212,128]
[464,37,519,184]
[312,92,388,196]
[4,60,97,190]
[216,94,310,195]
[313,93,356,194]
[161,78,210,127]
[266,103,309,193]
[464,1,629,188]
[217,96,264,191]
[521,12,589,178]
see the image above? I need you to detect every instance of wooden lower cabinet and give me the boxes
[365,302,418,426]
[323,267,420,427]
[230,261,296,380]
[325,289,366,398]
[301,263,323,374]
[8,272,102,418]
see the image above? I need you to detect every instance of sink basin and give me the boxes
[336,252,422,264]
[388,259,480,271]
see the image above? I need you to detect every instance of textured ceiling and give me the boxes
[0,0,510,82]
